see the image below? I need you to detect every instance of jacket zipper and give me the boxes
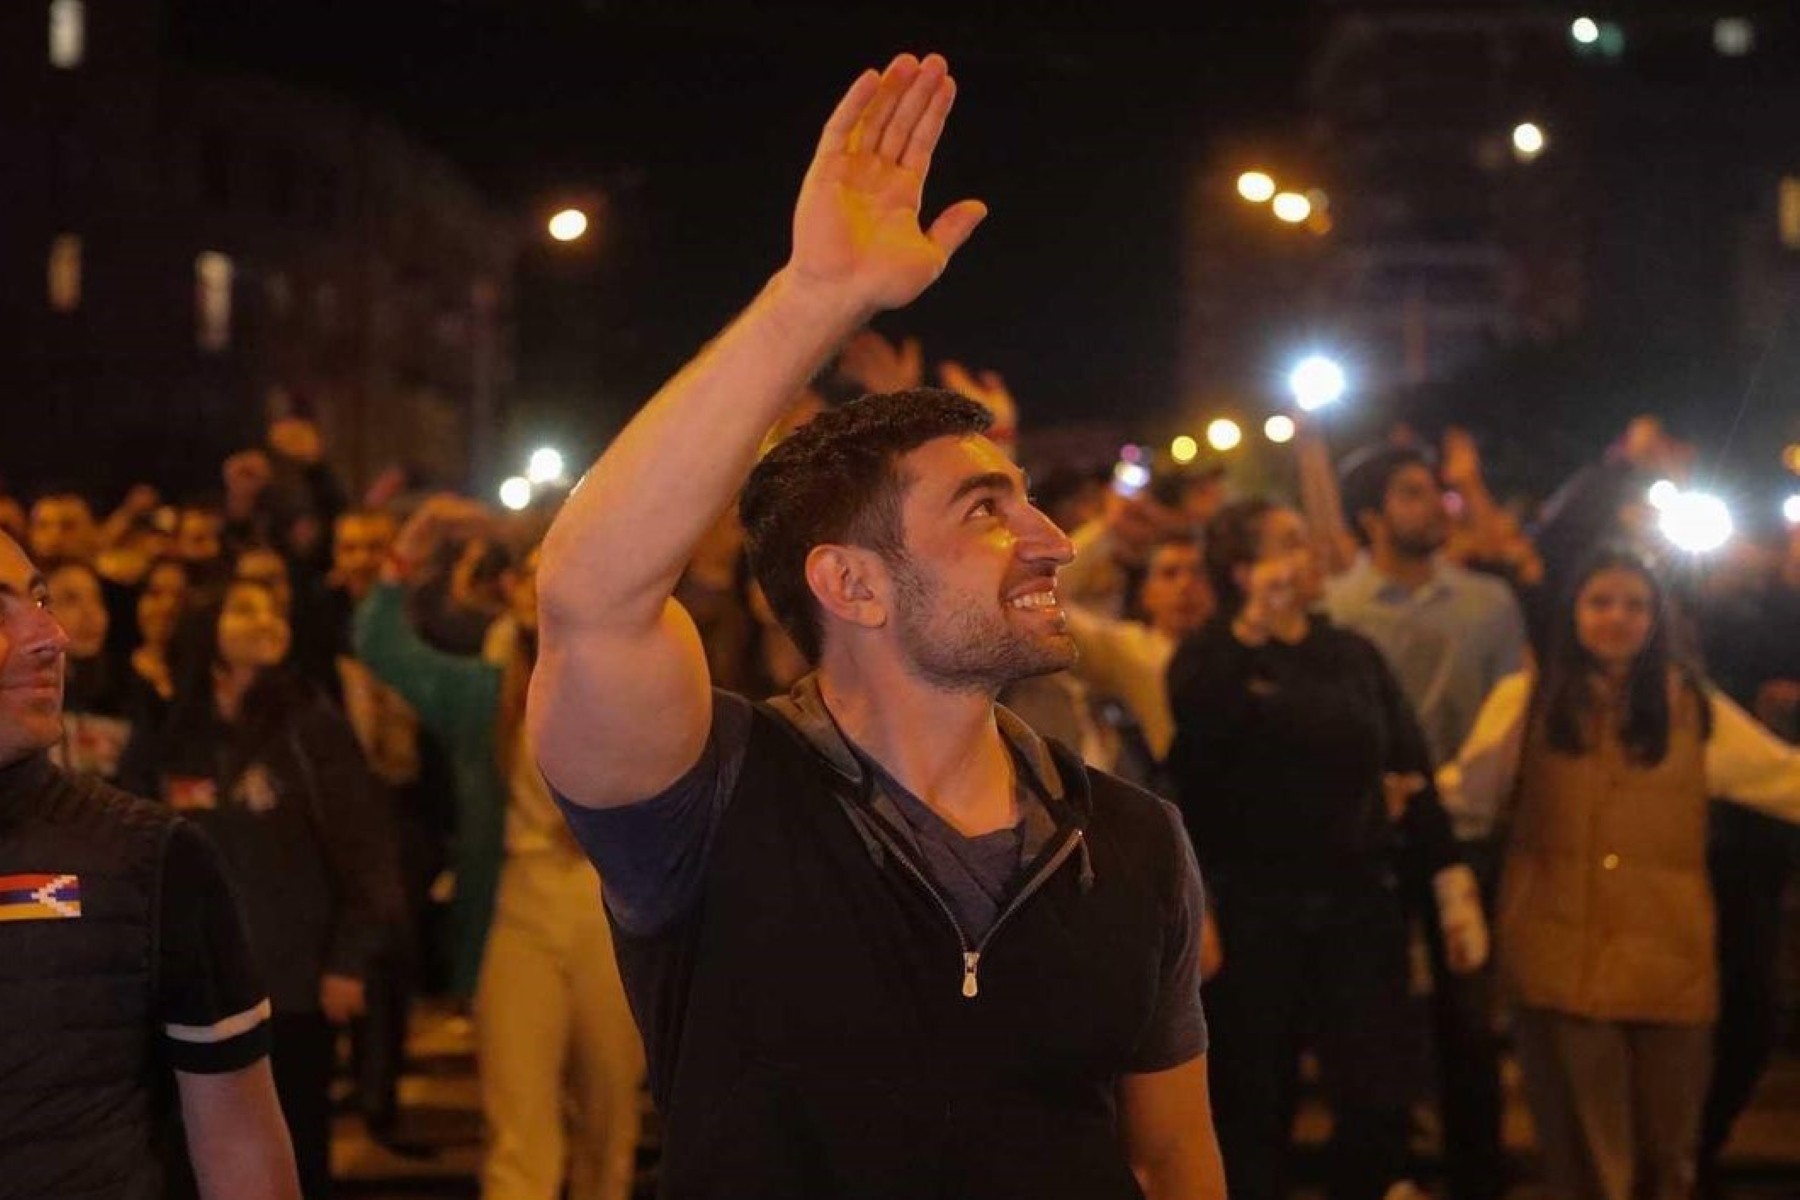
[861,816,1086,1000]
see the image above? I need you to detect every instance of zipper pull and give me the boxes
[961,951,981,999]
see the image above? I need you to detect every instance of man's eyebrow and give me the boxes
[0,574,46,600]
[947,471,1021,508]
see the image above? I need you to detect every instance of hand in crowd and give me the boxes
[390,492,494,578]
[319,974,368,1025]
[1433,865,1490,976]
[837,328,924,394]
[1236,553,1306,640]
[1381,772,1427,823]
[937,359,1018,441]
[223,448,274,518]
[1439,427,1485,496]
[1102,487,1188,564]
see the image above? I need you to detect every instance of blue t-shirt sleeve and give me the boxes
[1128,800,1210,1073]
[551,690,755,937]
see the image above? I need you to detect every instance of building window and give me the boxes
[48,0,84,69]
[1780,178,1800,251]
[47,234,81,312]
[195,251,233,352]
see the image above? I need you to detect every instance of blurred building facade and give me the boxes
[0,0,517,504]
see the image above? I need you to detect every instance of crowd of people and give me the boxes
[5,48,1800,1200]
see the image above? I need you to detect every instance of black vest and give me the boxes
[613,705,1187,1199]
[0,755,171,1200]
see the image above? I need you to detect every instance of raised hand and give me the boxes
[788,52,987,318]
[838,328,925,394]
[937,360,1018,443]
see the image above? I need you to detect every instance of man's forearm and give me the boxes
[539,269,867,629]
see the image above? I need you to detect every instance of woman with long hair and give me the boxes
[45,558,158,783]
[131,556,190,701]
[354,495,644,1200]
[146,576,401,1198]
[1440,545,1800,1200]
[1167,497,1487,1200]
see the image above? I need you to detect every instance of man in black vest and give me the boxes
[0,531,300,1199]
[530,52,1226,1198]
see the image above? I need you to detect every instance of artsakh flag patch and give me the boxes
[0,874,83,921]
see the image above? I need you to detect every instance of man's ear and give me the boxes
[804,544,888,633]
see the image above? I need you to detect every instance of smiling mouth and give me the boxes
[1007,591,1059,611]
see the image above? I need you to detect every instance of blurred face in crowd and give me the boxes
[503,547,541,633]
[333,512,397,600]
[233,548,292,618]
[880,436,1077,692]
[0,498,25,544]
[28,495,98,563]
[1248,506,1324,611]
[0,535,68,765]
[174,508,224,564]
[1375,463,1449,559]
[215,580,290,673]
[46,562,108,661]
[137,560,188,651]
[1574,566,1655,675]
[1138,540,1214,640]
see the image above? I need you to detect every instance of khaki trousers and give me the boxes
[476,850,646,1200]
[1511,1006,1712,1200]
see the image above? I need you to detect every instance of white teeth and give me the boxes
[1008,592,1059,610]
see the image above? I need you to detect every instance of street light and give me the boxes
[1236,171,1276,203]
[548,208,589,242]
[1271,192,1312,224]
[1206,419,1242,452]
[526,446,566,485]
[1571,17,1600,45]
[1511,122,1547,162]
[1647,479,1680,510]
[1784,494,1800,525]
[1288,355,1347,412]
[1170,435,1200,464]
[1264,415,1297,444]
[499,476,533,512]
[1658,491,1734,554]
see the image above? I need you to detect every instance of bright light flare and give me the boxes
[1783,494,1800,525]
[498,476,534,512]
[1571,17,1600,45]
[1271,192,1312,224]
[1647,479,1680,510]
[1206,419,1242,452]
[526,447,566,485]
[1236,171,1277,203]
[1658,491,1734,554]
[1264,415,1297,444]
[1512,123,1547,162]
[1288,355,1347,412]
[548,208,589,242]
[1170,435,1200,464]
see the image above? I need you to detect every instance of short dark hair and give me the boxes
[1338,444,1436,546]
[1203,497,1276,617]
[739,388,992,663]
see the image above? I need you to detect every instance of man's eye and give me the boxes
[969,499,997,518]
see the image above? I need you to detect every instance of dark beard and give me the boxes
[887,555,1076,695]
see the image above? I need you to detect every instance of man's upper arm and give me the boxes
[175,1061,299,1200]
[531,596,716,810]
[1117,1056,1226,1200]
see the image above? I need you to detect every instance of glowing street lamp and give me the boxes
[1288,355,1347,412]
[1236,171,1277,203]
[1271,192,1312,224]
[1658,490,1734,554]
[548,208,589,242]
[1511,122,1547,163]
[1783,494,1800,525]
[1170,435,1200,464]
[1206,419,1242,452]
[1571,17,1600,45]
[499,476,534,512]
[1264,415,1297,444]
[526,446,566,485]
[1647,479,1680,510]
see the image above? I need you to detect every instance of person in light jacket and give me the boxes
[1438,545,1800,1200]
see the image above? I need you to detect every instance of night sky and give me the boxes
[168,1,1316,442]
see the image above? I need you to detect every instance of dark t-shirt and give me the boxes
[156,820,271,1073]
[553,685,1208,1071]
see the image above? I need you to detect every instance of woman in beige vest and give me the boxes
[1438,547,1800,1200]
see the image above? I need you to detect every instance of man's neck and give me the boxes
[817,659,1018,838]
[1370,545,1437,592]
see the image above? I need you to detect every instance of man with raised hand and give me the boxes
[530,52,1224,1200]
